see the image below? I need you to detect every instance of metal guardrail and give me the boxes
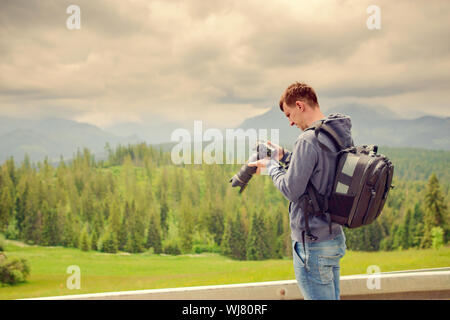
[23,268,450,300]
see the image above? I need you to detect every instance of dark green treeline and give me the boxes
[0,143,448,259]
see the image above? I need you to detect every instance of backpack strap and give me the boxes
[305,182,333,238]
[302,120,344,238]
[302,199,318,242]
[314,121,345,152]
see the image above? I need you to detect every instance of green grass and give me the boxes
[1,240,449,300]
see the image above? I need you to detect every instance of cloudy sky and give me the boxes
[0,0,449,129]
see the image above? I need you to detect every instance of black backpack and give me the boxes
[302,120,394,241]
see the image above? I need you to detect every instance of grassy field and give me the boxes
[1,240,449,300]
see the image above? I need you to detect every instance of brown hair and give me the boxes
[279,82,318,111]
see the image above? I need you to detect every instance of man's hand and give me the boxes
[248,141,284,175]
[247,158,269,175]
[267,140,284,161]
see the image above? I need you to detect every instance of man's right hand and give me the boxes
[267,140,284,161]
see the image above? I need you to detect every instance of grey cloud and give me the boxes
[247,22,370,68]
[0,0,449,128]
[0,0,64,30]
[383,1,450,63]
[0,0,147,36]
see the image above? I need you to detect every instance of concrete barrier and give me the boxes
[24,267,450,300]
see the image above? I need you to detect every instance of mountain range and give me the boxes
[0,117,142,164]
[0,104,448,164]
[239,104,450,150]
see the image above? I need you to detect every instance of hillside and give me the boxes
[1,104,448,165]
[0,117,142,163]
[237,104,450,150]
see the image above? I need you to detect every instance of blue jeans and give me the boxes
[292,231,346,300]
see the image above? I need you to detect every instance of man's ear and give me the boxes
[295,100,304,111]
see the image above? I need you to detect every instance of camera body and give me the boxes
[229,141,277,193]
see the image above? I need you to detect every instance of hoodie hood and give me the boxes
[324,113,353,148]
[309,113,353,149]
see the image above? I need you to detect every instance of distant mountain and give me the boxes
[104,117,183,145]
[1,104,448,165]
[0,117,143,163]
[236,104,450,150]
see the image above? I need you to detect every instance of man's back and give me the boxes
[268,113,353,243]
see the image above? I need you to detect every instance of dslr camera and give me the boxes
[229,141,278,193]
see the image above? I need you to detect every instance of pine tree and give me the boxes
[187,167,200,206]
[22,181,42,244]
[56,156,67,188]
[425,174,448,226]
[401,209,412,249]
[179,195,195,253]
[71,213,81,248]
[171,168,184,202]
[0,165,15,233]
[221,214,233,257]
[221,210,247,260]
[21,154,31,175]
[81,188,95,223]
[99,226,118,253]
[431,227,444,249]
[108,199,122,249]
[119,201,130,251]
[246,209,271,260]
[159,192,169,236]
[368,221,383,251]
[126,200,145,253]
[5,156,17,187]
[155,167,169,201]
[91,229,99,251]
[102,200,110,222]
[61,210,75,247]
[268,208,285,258]
[79,224,91,251]
[231,211,247,260]
[421,174,449,248]
[410,203,424,247]
[92,211,104,241]
[146,214,162,254]
[0,186,14,233]
[392,224,405,250]
[15,178,29,235]
[207,198,224,246]
[5,216,19,240]
[41,201,59,246]
[121,156,137,201]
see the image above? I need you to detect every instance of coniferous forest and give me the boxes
[0,143,448,260]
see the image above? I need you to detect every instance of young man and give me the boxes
[249,82,354,300]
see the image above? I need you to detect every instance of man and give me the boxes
[249,82,353,300]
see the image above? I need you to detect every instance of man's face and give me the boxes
[282,101,307,130]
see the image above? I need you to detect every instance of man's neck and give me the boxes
[306,111,326,129]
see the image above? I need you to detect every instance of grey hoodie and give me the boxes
[267,113,354,243]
